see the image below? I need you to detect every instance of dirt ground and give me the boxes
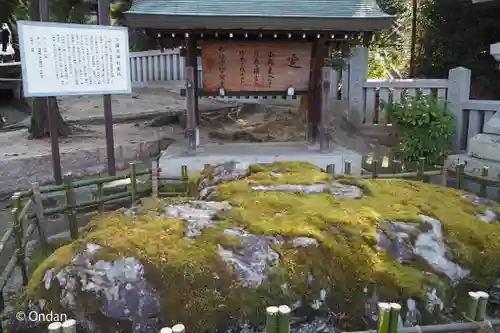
[53,83,391,158]
[0,82,391,161]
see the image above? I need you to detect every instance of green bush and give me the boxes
[381,95,454,165]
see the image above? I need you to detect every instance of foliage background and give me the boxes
[2,0,500,97]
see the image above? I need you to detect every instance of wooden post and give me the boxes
[372,160,379,179]
[475,291,489,321]
[308,40,327,143]
[456,163,464,189]
[47,322,62,333]
[98,0,116,176]
[266,306,279,333]
[186,35,200,147]
[64,173,78,239]
[393,160,402,174]
[152,160,159,198]
[11,207,28,286]
[172,324,185,333]
[479,166,489,198]
[497,174,500,203]
[320,67,331,151]
[377,303,391,333]
[185,66,196,152]
[0,289,4,314]
[39,0,63,184]
[61,319,77,333]
[31,182,48,248]
[277,305,291,333]
[307,40,318,142]
[466,291,480,319]
[97,176,105,213]
[441,164,448,186]
[185,33,197,152]
[388,303,401,333]
[129,162,137,205]
[417,157,425,181]
[181,165,188,193]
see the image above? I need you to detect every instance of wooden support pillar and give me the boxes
[186,35,200,147]
[185,35,197,152]
[307,39,328,143]
[307,40,318,142]
[320,66,331,150]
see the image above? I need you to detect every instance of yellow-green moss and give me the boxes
[28,241,84,297]
[27,162,500,331]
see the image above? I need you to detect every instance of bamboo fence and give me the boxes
[1,156,499,332]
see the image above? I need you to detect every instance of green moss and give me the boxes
[27,241,84,297]
[27,162,500,331]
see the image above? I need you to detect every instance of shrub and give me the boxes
[381,95,454,165]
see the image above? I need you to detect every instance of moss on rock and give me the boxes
[27,162,500,332]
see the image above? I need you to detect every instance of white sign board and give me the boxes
[17,20,131,97]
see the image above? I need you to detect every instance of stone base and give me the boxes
[446,153,500,180]
[159,142,362,179]
[468,133,500,161]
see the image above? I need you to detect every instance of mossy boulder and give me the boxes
[25,162,500,333]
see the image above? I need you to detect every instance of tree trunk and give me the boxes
[28,96,70,139]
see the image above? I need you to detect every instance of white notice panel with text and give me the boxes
[17,20,131,97]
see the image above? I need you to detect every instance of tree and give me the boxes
[111,0,158,51]
[27,0,93,138]
[5,0,93,138]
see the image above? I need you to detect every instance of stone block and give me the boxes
[484,111,500,135]
[159,142,362,181]
[468,133,500,162]
[446,153,500,180]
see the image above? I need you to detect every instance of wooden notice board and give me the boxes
[201,42,312,93]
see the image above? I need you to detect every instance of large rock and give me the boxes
[24,162,500,333]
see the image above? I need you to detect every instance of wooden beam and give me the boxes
[320,67,331,150]
[186,36,200,131]
[185,35,198,150]
[307,38,329,143]
[180,89,305,97]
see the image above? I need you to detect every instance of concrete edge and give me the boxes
[0,136,175,196]
[65,110,184,126]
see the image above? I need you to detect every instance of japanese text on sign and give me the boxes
[201,42,312,93]
[17,20,131,97]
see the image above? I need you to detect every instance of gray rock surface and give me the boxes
[43,244,160,333]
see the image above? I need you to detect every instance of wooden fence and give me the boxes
[0,160,189,330]
[2,157,500,331]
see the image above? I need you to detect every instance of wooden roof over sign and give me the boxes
[125,0,394,32]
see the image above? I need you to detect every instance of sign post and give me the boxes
[38,0,63,183]
[98,0,116,176]
[17,20,131,183]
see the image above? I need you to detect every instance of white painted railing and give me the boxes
[461,99,500,149]
[129,49,187,84]
[362,79,448,124]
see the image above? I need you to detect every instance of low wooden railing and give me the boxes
[0,160,189,324]
[1,157,500,332]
